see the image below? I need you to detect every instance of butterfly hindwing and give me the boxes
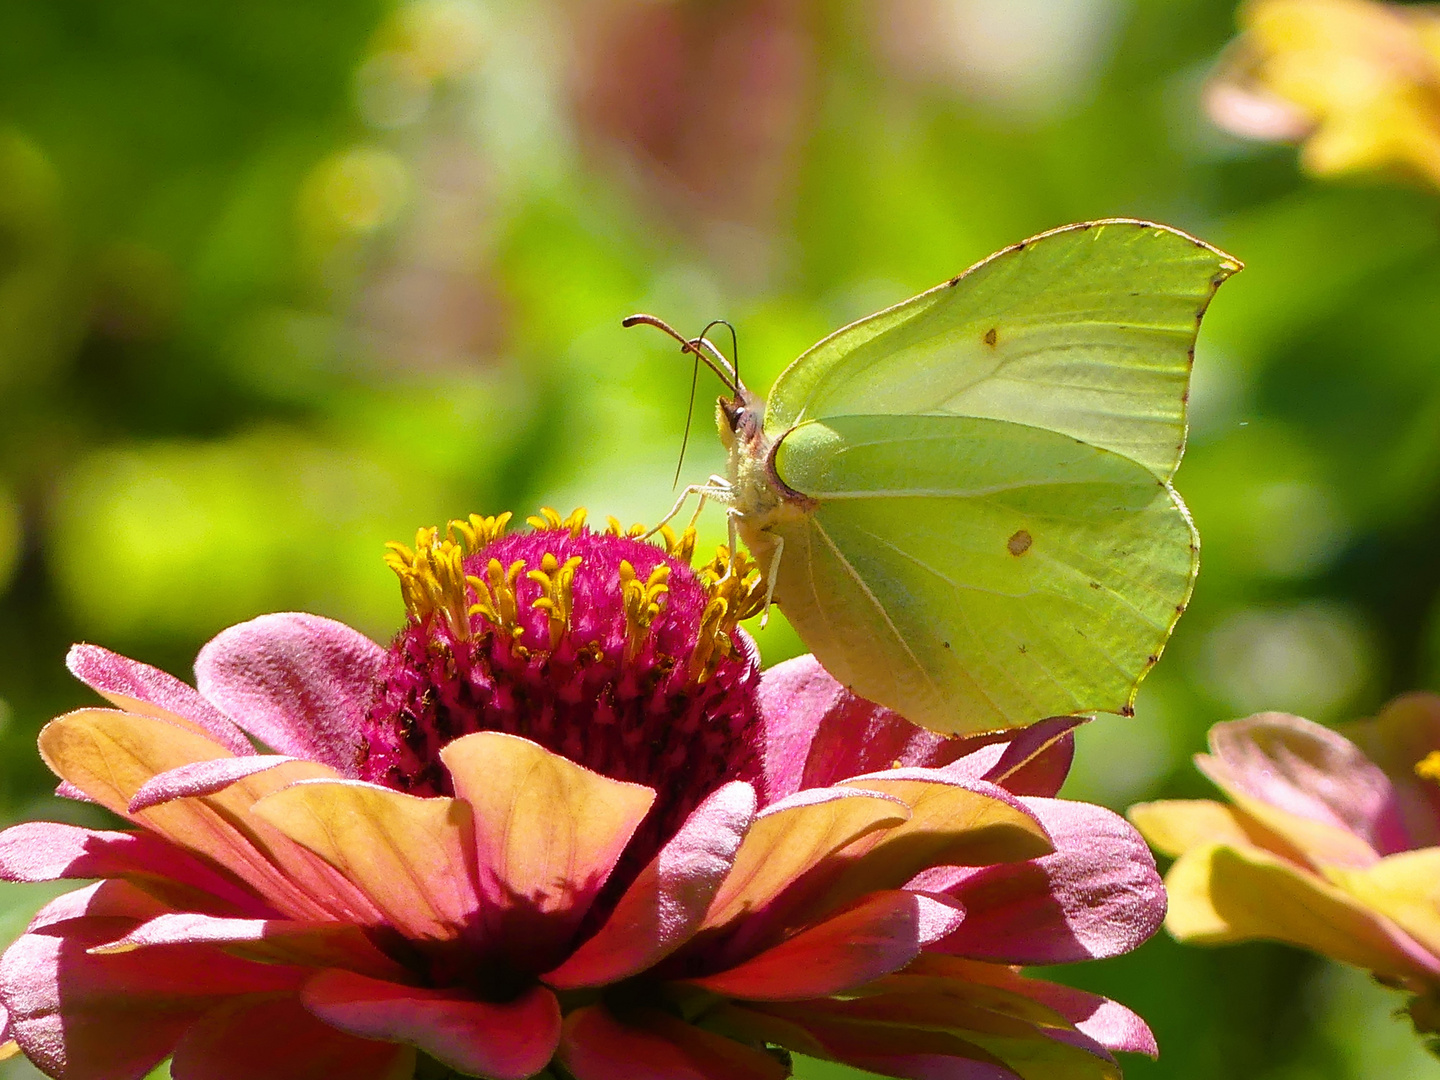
[767,413,1198,733]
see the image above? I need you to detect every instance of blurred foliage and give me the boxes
[4,0,1440,1077]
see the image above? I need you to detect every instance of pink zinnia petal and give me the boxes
[67,643,254,757]
[441,732,655,968]
[939,716,1086,797]
[0,821,260,915]
[129,755,307,813]
[91,912,411,982]
[545,781,757,990]
[1012,979,1157,1058]
[0,915,304,1080]
[688,890,965,1000]
[252,779,480,943]
[757,655,967,803]
[195,612,387,775]
[923,797,1165,964]
[303,969,560,1080]
[559,1003,788,1080]
[171,994,414,1080]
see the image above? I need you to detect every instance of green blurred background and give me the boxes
[1,0,1439,1076]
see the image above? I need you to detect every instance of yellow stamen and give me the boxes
[448,512,512,553]
[526,506,587,538]
[384,526,473,639]
[606,516,648,539]
[1416,751,1440,783]
[528,552,584,649]
[658,524,698,565]
[619,560,671,660]
[469,557,526,643]
[691,545,765,681]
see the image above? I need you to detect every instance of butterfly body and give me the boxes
[698,219,1239,735]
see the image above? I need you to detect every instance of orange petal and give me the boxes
[810,773,1051,913]
[440,733,654,962]
[252,779,479,942]
[38,709,362,922]
[700,788,910,932]
[1165,841,1440,979]
[1328,847,1440,958]
[1128,798,1307,863]
[544,782,756,990]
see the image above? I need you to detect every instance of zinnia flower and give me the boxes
[0,508,1166,1079]
[1205,0,1440,189]
[1130,693,1440,1041]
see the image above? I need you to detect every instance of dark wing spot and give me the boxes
[983,327,998,347]
[1007,529,1033,556]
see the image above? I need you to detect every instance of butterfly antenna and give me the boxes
[699,319,740,396]
[622,313,739,395]
[673,350,702,489]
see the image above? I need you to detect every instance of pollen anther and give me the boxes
[528,506,588,538]
[528,552,584,649]
[1416,751,1440,784]
[384,527,475,640]
[619,560,671,660]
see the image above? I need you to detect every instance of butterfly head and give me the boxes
[716,385,764,451]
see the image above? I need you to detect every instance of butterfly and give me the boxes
[628,219,1241,735]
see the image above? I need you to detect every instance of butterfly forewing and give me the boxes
[763,220,1241,481]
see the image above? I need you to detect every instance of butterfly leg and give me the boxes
[648,478,733,540]
[759,531,783,628]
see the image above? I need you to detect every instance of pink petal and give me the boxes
[302,969,560,1080]
[0,914,304,1080]
[171,994,414,1080]
[544,782,756,990]
[757,656,967,804]
[939,716,1086,797]
[91,912,410,982]
[1341,692,1440,849]
[0,821,261,914]
[26,880,172,933]
[194,613,386,775]
[688,891,965,1001]
[129,756,302,813]
[1009,980,1156,1058]
[441,733,655,970]
[251,779,480,943]
[67,644,253,757]
[921,797,1165,964]
[559,1003,789,1080]
[722,1003,1019,1080]
[1202,711,1408,856]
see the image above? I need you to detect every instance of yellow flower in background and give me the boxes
[1131,694,1440,1042]
[1207,0,1440,187]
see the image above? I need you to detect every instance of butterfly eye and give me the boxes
[720,398,744,432]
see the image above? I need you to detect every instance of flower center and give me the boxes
[361,508,766,876]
